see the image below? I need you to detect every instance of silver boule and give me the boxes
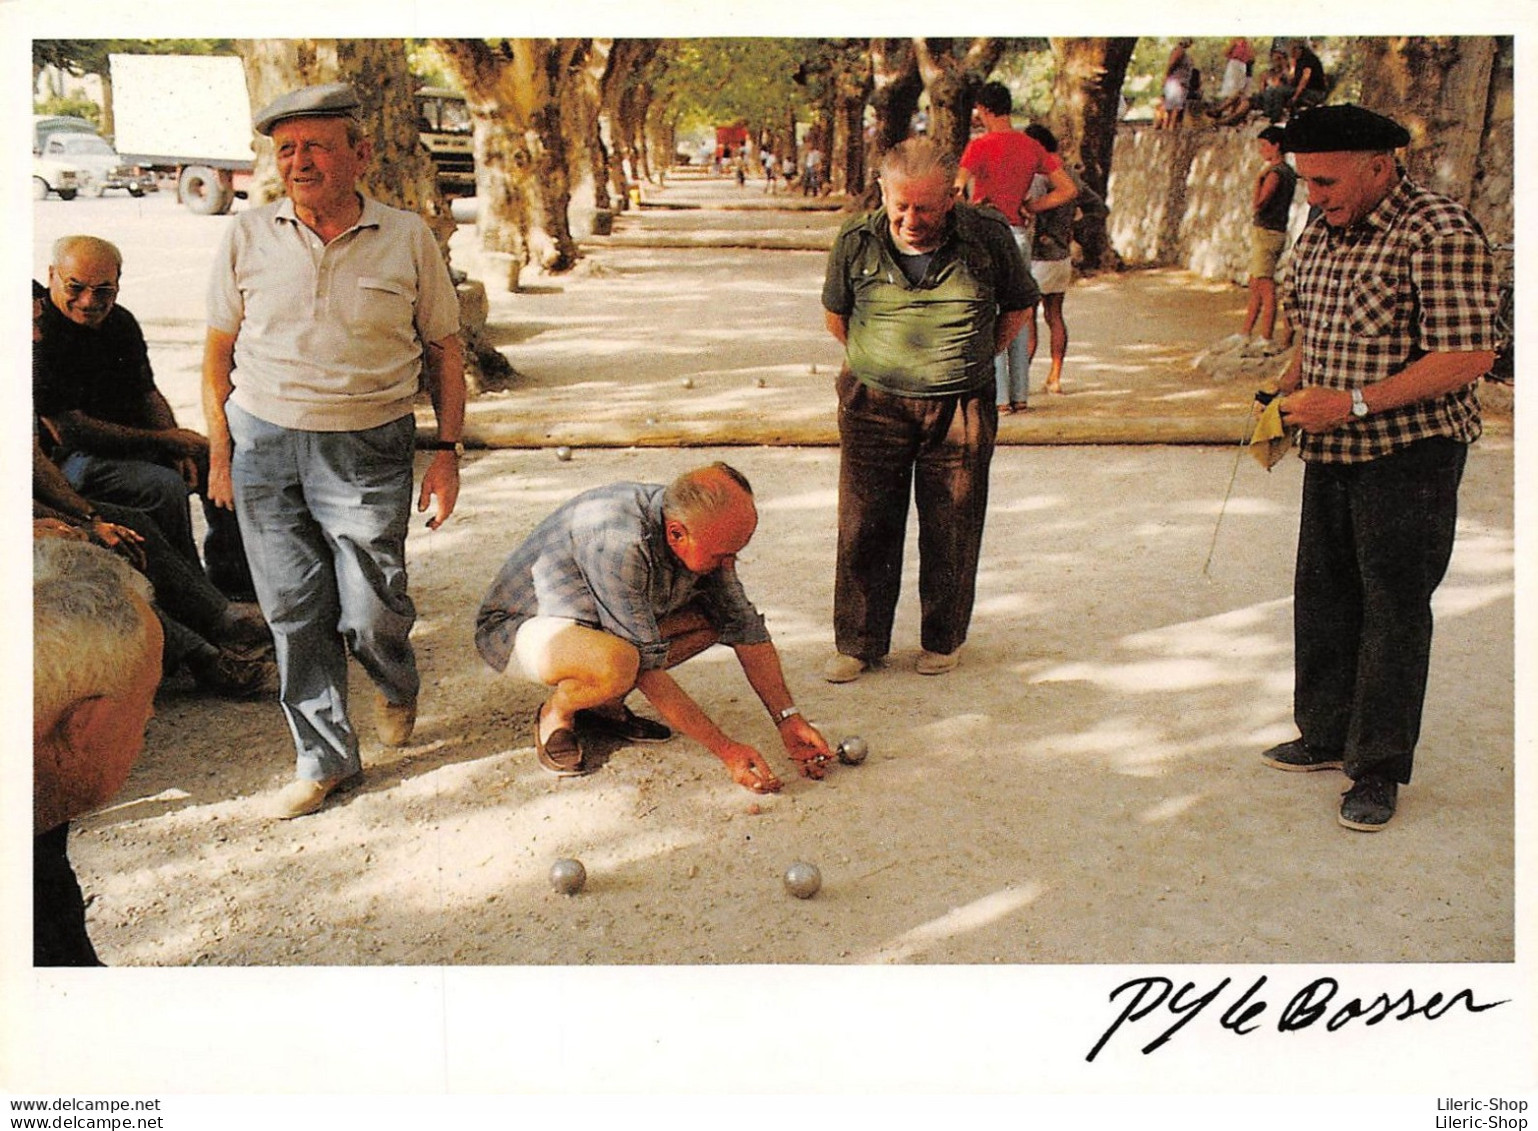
[836,735,869,766]
[549,858,586,895]
[681,377,694,388]
[783,860,822,899]
[554,445,573,461]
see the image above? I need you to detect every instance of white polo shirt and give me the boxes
[207,194,460,432]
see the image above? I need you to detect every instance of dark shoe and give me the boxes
[574,705,672,744]
[1339,775,1398,831]
[535,706,589,776]
[1261,738,1343,772]
[215,602,272,650]
[186,647,273,699]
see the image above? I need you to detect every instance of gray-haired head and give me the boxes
[34,537,156,728]
[880,136,960,188]
[662,462,755,526]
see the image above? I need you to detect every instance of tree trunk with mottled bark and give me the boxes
[1045,36,1137,270]
[826,44,872,198]
[914,37,1004,160]
[864,38,923,207]
[232,38,512,391]
[1355,36,1500,207]
[431,37,587,292]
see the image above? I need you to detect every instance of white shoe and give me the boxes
[915,649,960,675]
[1241,336,1273,357]
[823,654,870,683]
[267,771,361,820]
[1214,333,1249,353]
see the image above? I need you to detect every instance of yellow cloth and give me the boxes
[1249,398,1295,469]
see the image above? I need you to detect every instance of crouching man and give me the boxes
[475,463,832,793]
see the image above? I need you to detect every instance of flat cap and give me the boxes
[253,83,362,136]
[1282,104,1410,154]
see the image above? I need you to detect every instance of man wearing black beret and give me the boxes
[1263,105,1500,830]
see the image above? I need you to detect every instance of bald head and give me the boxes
[48,235,123,329]
[662,463,758,574]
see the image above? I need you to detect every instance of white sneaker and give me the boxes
[915,649,960,675]
[823,654,870,683]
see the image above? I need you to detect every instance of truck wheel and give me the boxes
[33,176,49,200]
[179,165,233,215]
[128,185,146,198]
[57,189,78,201]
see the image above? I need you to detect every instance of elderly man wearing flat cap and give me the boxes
[1261,105,1499,830]
[201,83,466,819]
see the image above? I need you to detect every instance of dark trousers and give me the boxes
[1294,438,1467,784]
[834,369,997,660]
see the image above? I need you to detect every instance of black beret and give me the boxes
[1282,104,1410,154]
[253,83,362,136]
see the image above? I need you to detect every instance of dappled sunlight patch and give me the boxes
[1175,494,1290,519]
[1433,581,1513,620]
[758,488,838,514]
[855,882,1048,963]
[988,494,1064,515]
[1037,656,1253,694]
[1136,792,1207,824]
[973,591,1046,618]
[1448,521,1515,577]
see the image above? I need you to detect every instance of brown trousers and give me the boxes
[834,369,997,660]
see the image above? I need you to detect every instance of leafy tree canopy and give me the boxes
[33,38,234,77]
[650,38,821,134]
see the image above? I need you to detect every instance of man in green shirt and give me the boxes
[820,137,1038,683]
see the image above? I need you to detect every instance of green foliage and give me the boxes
[33,38,233,78]
[1121,36,1355,120]
[988,43,1058,122]
[34,95,100,127]
[650,38,820,136]
[406,40,458,90]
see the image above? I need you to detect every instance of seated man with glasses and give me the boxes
[476,462,834,794]
[34,236,253,600]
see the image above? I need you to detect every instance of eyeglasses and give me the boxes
[60,278,119,301]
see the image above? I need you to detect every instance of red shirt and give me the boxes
[958,129,1062,226]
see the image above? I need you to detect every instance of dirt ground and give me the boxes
[33,174,1514,975]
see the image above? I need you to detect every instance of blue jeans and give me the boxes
[61,451,200,568]
[227,403,418,780]
[1293,438,1467,784]
[994,227,1033,407]
[60,450,253,598]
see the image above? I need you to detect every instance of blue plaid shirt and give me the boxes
[475,481,770,673]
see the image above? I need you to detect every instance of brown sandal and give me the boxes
[535,705,587,776]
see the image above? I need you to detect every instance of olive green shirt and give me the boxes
[821,203,1037,397]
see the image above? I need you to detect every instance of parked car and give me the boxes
[32,153,79,201]
[37,131,154,198]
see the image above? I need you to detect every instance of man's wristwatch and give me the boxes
[1349,388,1369,418]
[429,440,465,455]
[774,705,802,724]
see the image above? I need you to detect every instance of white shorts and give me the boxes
[1031,257,1072,295]
[508,615,582,684]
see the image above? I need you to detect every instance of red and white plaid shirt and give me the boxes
[1282,176,1499,464]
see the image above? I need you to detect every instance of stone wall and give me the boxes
[1105,123,1304,285]
[1106,81,1514,282]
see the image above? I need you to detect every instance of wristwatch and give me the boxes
[1349,388,1369,418]
[774,705,802,724]
[429,439,465,455]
